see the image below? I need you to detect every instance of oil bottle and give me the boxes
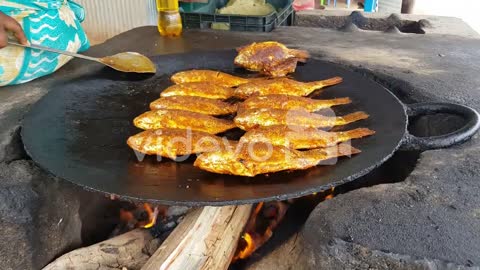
[156,0,183,37]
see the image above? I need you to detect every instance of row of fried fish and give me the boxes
[128,69,375,177]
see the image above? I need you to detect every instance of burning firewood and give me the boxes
[233,201,289,261]
[43,229,159,270]
[141,205,252,270]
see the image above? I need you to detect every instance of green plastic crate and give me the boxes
[179,0,218,14]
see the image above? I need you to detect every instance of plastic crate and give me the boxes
[180,0,294,32]
[180,0,225,14]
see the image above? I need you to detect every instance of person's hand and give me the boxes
[0,11,27,48]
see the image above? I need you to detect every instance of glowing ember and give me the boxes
[325,187,335,199]
[120,209,134,222]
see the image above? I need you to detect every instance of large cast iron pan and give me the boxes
[21,50,480,206]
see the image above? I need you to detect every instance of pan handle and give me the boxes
[401,102,480,151]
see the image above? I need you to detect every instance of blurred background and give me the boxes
[75,0,480,44]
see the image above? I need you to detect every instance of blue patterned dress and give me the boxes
[0,0,90,86]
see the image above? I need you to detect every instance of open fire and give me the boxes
[101,187,337,268]
[111,202,163,236]
[120,203,159,228]
[233,187,336,262]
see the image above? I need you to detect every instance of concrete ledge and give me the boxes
[296,10,480,38]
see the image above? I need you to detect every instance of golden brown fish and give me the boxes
[160,82,235,100]
[240,126,375,149]
[234,77,343,99]
[234,108,369,130]
[127,128,236,158]
[134,109,236,134]
[171,70,250,87]
[234,41,310,77]
[239,95,351,112]
[194,143,360,177]
[150,96,237,115]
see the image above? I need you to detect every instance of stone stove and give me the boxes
[1,11,479,269]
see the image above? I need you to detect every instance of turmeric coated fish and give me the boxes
[150,96,237,115]
[194,143,360,177]
[134,109,236,134]
[234,108,369,130]
[127,128,236,158]
[234,77,343,99]
[234,41,310,77]
[239,94,351,112]
[240,126,375,149]
[171,70,251,87]
[160,82,235,100]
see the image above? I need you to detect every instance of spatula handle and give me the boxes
[7,40,99,62]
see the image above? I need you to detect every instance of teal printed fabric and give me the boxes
[0,0,90,86]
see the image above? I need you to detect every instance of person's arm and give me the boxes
[0,11,27,48]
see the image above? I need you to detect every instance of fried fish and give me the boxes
[160,82,235,100]
[150,96,237,115]
[234,77,342,99]
[171,70,250,87]
[234,41,310,77]
[240,126,375,149]
[134,109,236,134]
[234,108,369,130]
[194,143,360,177]
[239,95,351,112]
[127,128,236,158]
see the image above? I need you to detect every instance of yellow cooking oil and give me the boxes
[156,0,182,37]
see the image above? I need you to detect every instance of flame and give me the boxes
[232,201,288,262]
[232,187,337,263]
[254,202,264,215]
[235,233,255,260]
[119,203,159,229]
[141,203,158,229]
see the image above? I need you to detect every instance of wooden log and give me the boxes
[43,229,159,270]
[141,205,253,270]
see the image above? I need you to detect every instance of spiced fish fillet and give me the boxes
[240,126,375,149]
[134,109,236,134]
[150,96,237,115]
[239,95,351,112]
[234,41,310,77]
[194,143,360,177]
[171,70,251,87]
[234,77,343,99]
[234,108,369,130]
[160,82,235,100]
[127,128,236,158]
